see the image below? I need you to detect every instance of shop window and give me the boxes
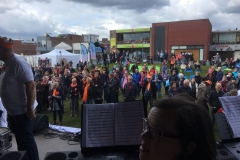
[226,33,235,43]
[195,46,204,49]
[219,33,226,43]
[212,33,219,43]
[236,33,240,43]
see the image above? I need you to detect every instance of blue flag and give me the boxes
[89,42,96,60]
[80,44,88,62]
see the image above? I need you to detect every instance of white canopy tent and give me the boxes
[35,49,80,67]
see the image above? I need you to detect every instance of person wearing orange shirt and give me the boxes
[142,75,157,117]
[170,56,176,69]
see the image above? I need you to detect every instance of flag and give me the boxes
[89,42,96,60]
[80,44,88,62]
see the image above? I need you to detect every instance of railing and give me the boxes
[117,40,150,44]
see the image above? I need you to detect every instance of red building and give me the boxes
[13,40,37,55]
[151,19,212,61]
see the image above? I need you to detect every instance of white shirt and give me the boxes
[0,98,7,127]
[0,54,34,115]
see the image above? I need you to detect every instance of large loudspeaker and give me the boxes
[44,151,80,160]
[216,143,238,160]
[33,114,49,133]
[0,151,27,160]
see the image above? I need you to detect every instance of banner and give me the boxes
[80,44,88,62]
[110,38,116,47]
[89,42,96,60]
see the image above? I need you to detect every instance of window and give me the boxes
[70,36,72,40]
[123,34,131,41]
[236,33,240,42]
[212,33,219,43]
[142,33,150,40]
[187,46,195,49]
[135,33,142,41]
[226,33,235,42]
[131,34,136,41]
[195,46,204,49]
[219,33,226,43]
[179,46,187,49]
[171,46,179,49]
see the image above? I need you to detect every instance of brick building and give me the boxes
[36,34,84,54]
[13,40,37,55]
[151,19,212,61]
[110,19,212,61]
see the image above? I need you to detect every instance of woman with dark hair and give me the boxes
[140,97,216,160]
[48,82,64,126]
[168,81,178,97]
[163,70,170,95]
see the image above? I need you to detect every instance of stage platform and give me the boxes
[8,129,81,160]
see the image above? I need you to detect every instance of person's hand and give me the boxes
[26,108,36,120]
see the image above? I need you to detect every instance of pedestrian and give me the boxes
[0,37,39,160]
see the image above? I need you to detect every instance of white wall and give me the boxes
[234,51,240,60]
[73,43,90,62]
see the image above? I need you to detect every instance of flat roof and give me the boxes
[212,30,240,33]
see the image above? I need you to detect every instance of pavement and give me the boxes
[8,128,81,160]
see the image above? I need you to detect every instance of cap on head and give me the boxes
[205,80,212,85]
[0,37,13,49]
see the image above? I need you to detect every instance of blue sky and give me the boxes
[0,0,240,40]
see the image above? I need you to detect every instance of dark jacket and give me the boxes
[194,75,202,85]
[62,75,71,87]
[49,88,64,113]
[69,83,79,97]
[83,83,94,100]
[123,82,137,101]
[216,71,223,82]
[168,88,178,97]
[142,81,157,98]
[209,90,225,108]
[131,65,139,73]
[107,78,118,93]
[227,83,237,92]
[92,77,102,88]
[178,86,191,95]
[171,67,179,75]
[169,74,178,84]
[36,83,45,99]
[205,73,217,90]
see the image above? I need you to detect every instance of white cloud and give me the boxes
[0,0,239,40]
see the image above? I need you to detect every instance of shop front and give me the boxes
[171,45,204,62]
[117,43,150,60]
[209,44,240,61]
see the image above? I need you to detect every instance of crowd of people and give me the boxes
[1,34,240,160]
[30,51,240,125]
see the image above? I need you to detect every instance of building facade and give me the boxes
[36,34,84,54]
[151,19,212,61]
[110,19,213,61]
[110,28,151,60]
[210,30,240,61]
[13,40,37,55]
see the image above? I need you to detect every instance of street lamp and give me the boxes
[45,33,52,52]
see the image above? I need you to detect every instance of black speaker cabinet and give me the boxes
[216,143,238,160]
[33,114,49,133]
[44,151,80,160]
[0,151,27,160]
